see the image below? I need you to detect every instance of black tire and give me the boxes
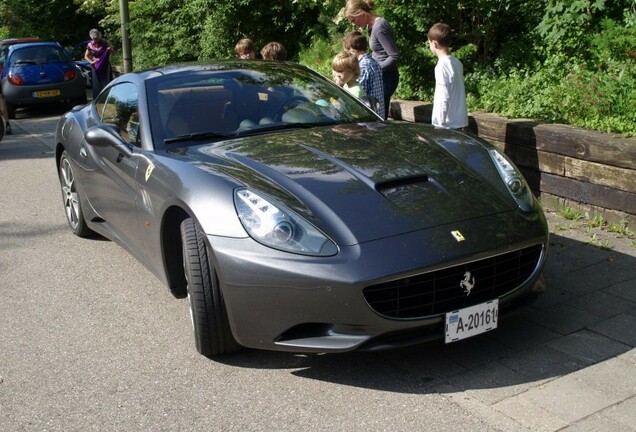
[6,103,16,120]
[59,151,93,237]
[180,218,240,356]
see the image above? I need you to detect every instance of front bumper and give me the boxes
[209,210,549,353]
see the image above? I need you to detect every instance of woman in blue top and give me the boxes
[344,0,399,119]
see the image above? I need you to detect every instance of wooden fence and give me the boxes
[390,101,636,226]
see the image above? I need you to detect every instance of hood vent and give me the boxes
[375,173,429,193]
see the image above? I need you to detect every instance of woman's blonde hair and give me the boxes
[344,0,375,17]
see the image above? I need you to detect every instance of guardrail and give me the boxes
[390,101,636,226]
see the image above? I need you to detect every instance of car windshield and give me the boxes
[145,62,381,147]
[9,45,68,66]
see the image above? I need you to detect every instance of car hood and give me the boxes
[189,122,516,245]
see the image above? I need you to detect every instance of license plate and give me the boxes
[32,89,61,98]
[445,299,498,343]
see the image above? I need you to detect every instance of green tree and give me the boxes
[2,0,94,46]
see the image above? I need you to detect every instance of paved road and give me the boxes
[1,107,635,432]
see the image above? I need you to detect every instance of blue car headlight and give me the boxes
[489,148,534,212]
[234,189,338,256]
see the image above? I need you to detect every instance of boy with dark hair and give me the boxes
[342,31,385,119]
[235,38,256,59]
[427,23,468,130]
[260,42,286,61]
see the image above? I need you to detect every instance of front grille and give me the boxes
[363,245,543,319]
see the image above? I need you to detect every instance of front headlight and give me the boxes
[489,148,534,212]
[234,188,338,256]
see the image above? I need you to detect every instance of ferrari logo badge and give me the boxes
[460,271,475,296]
[451,230,465,242]
[145,163,155,182]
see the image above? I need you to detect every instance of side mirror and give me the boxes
[84,124,133,158]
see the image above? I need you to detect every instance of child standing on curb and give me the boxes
[428,23,468,130]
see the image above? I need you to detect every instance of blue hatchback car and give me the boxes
[1,41,86,118]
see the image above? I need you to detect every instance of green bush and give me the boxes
[468,14,636,135]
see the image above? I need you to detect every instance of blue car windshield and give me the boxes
[10,46,69,66]
[145,63,381,146]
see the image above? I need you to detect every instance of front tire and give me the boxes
[180,218,240,356]
[59,151,93,237]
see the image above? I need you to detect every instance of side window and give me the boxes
[98,82,140,146]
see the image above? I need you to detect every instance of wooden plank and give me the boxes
[564,157,636,194]
[506,147,636,193]
[472,113,636,170]
[504,146,565,176]
[522,171,636,215]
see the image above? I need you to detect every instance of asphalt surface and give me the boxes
[1,105,635,432]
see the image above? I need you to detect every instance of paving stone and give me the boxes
[568,291,635,319]
[617,349,636,366]
[492,394,568,432]
[606,279,636,303]
[570,356,636,400]
[601,396,636,430]
[446,361,537,405]
[559,413,634,432]
[589,313,636,346]
[547,330,631,365]
[528,302,600,335]
[488,316,561,350]
[522,375,623,423]
[499,345,585,381]
[532,287,572,309]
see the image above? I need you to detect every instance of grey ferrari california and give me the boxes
[55,61,549,357]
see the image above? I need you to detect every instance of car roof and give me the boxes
[7,41,65,54]
[0,37,41,46]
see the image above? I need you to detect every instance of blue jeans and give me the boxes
[382,68,399,119]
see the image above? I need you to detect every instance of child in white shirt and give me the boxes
[428,23,468,129]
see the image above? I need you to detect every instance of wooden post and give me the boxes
[119,0,132,73]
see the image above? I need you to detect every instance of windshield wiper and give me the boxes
[164,131,235,144]
[15,60,39,66]
[236,121,338,136]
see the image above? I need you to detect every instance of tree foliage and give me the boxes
[1,0,94,45]
[0,0,634,134]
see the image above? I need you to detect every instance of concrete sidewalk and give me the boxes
[5,114,636,431]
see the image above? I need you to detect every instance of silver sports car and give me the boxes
[55,61,549,357]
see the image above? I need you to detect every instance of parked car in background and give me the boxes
[1,41,86,118]
[55,61,549,357]
[0,37,41,74]
[70,40,92,89]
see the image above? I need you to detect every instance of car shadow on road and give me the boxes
[216,232,636,395]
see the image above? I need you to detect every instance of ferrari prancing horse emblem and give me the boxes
[460,271,475,296]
